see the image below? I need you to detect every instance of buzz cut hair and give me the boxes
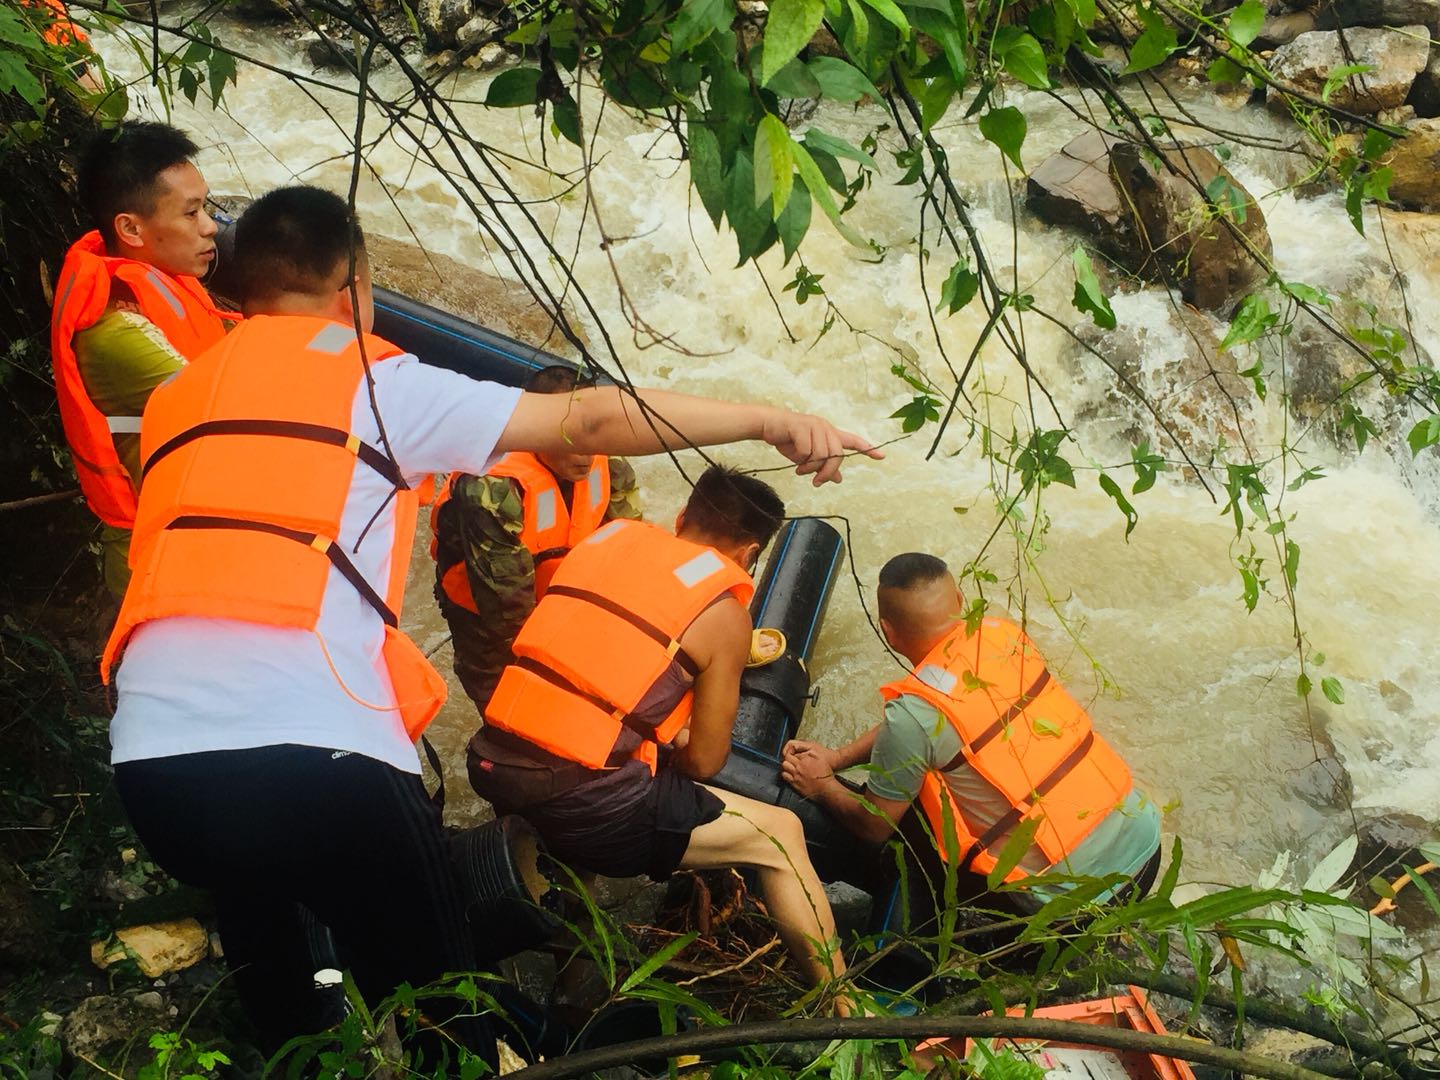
[878,552,950,591]
[78,121,200,247]
[234,186,364,304]
[682,465,785,552]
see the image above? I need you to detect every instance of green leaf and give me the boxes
[1296,672,1312,697]
[987,815,1043,889]
[1219,294,1277,351]
[1124,7,1178,73]
[619,932,699,993]
[857,0,911,35]
[1361,128,1393,162]
[1303,834,1356,893]
[1099,473,1138,539]
[890,395,941,432]
[207,42,237,106]
[726,150,778,264]
[485,67,542,107]
[1321,676,1345,705]
[802,128,878,170]
[978,105,1026,170]
[686,115,726,228]
[552,96,582,145]
[670,0,731,52]
[761,0,826,86]
[997,29,1050,89]
[1072,248,1115,329]
[1283,538,1299,592]
[754,114,795,217]
[1226,0,1265,47]
[776,179,813,261]
[791,141,868,246]
[936,260,980,314]
[766,56,824,98]
[1408,415,1440,456]
[1207,56,1244,83]
[807,56,881,101]
[1322,62,1373,103]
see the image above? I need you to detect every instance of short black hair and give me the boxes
[682,466,785,551]
[878,552,950,591]
[525,364,594,394]
[78,121,200,247]
[234,186,364,304]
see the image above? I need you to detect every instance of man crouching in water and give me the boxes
[470,467,849,1009]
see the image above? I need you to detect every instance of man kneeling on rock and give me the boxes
[782,552,1161,926]
[469,467,848,1006]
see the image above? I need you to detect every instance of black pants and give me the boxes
[115,745,495,1065]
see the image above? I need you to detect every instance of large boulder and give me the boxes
[91,918,209,979]
[1384,116,1440,209]
[1108,141,1273,310]
[418,0,476,50]
[1254,10,1317,47]
[1268,27,1432,115]
[58,995,167,1063]
[1314,0,1439,29]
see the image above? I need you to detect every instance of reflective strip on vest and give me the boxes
[106,415,143,435]
[588,465,605,509]
[916,663,958,695]
[308,322,359,354]
[144,270,186,320]
[673,550,724,588]
[534,488,558,533]
[585,519,627,546]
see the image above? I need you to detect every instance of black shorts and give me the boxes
[475,753,723,881]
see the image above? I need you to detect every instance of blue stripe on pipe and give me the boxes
[375,299,549,372]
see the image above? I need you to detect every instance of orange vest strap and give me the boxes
[167,515,398,628]
[954,730,1096,873]
[543,583,701,678]
[510,655,661,757]
[142,418,402,487]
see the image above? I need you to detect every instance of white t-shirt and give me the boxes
[110,350,523,774]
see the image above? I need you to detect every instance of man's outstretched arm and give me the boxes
[498,386,880,486]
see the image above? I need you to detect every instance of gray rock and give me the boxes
[419,0,476,50]
[304,32,394,73]
[1268,26,1432,114]
[132,991,164,1010]
[58,995,166,1063]
[1314,0,1439,30]
[1025,130,1130,245]
[463,43,509,70]
[1109,141,1273,310]
[1408,43,1440,115]
[456,13,499,48]
[1254,10,1317,47]
[1384,116,1440,209]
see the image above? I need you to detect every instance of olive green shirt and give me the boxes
[72,309,187,596]
[435,459,642,710]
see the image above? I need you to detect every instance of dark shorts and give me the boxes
[469,733,723,881]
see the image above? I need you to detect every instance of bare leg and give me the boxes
[679,787,846,993]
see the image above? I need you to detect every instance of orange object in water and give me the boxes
[916,986,1197,1080]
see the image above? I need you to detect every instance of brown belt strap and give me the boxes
[143,419,403,487]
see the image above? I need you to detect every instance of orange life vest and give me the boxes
[485,519,753,773]
[430,453,611,612]
[50,231,233,528]
[27,0,88,46]
[880,618,1133,883]
[101,315,447,740]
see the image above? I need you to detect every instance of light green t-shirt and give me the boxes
[73,309,186,596]
[867,693,1161,892]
